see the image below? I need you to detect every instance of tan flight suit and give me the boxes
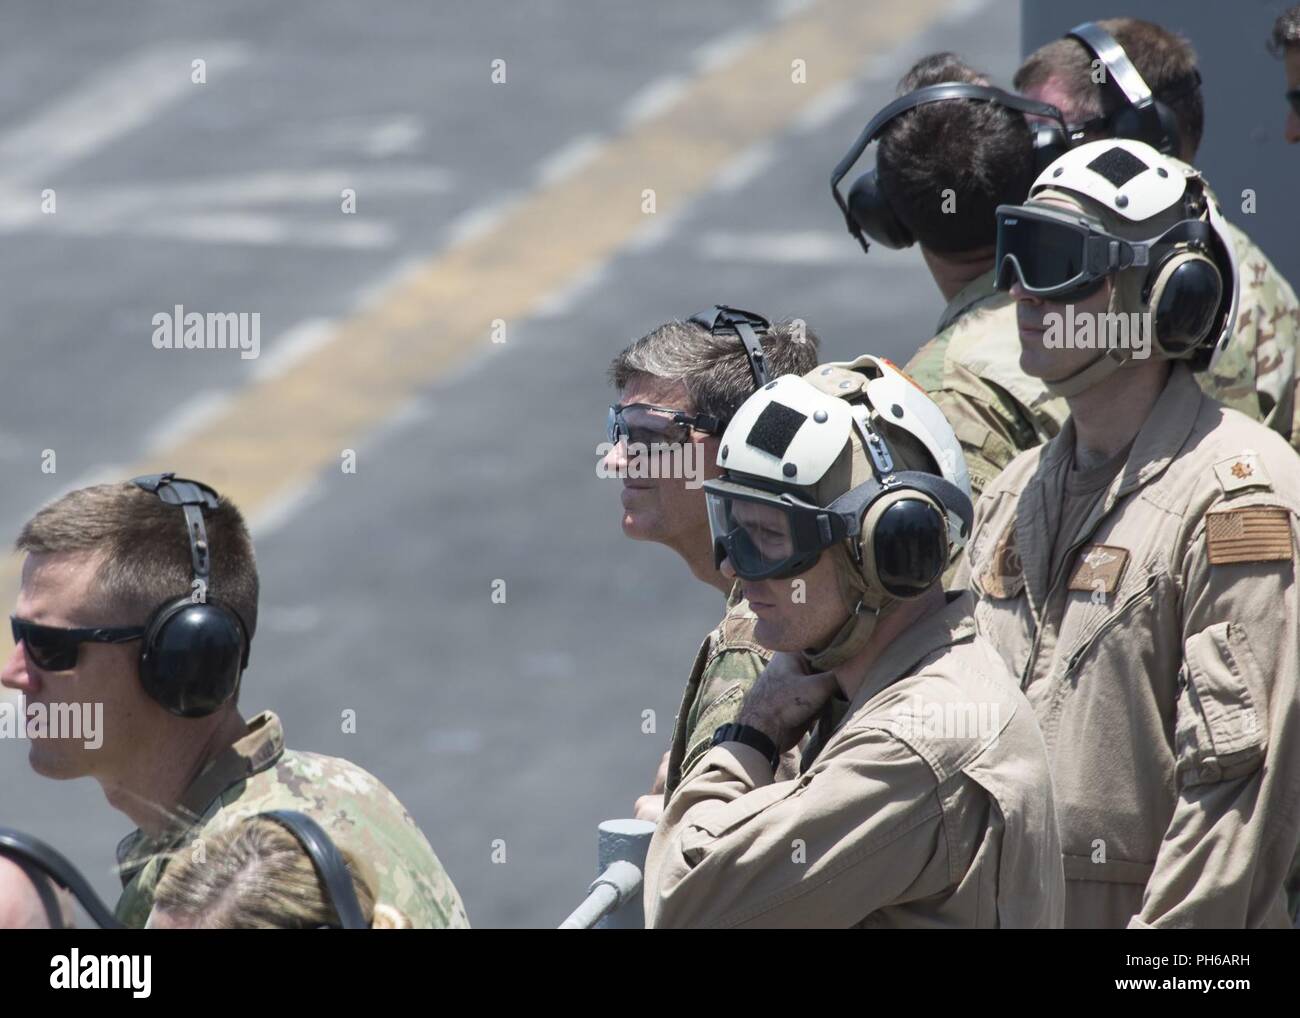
[968,364,1300,927]
[645,591,1065,928]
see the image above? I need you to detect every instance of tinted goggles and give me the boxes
[1289,89,1300,118]
[11,616,145,672]
[994,202,1148,300]
[607,403,724,448]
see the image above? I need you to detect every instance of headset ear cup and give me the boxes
[1110,101,1180,155]
[1146,252,1223,360]
[858,491,949,599]
[847,169,914,250]
[139,599,245,718]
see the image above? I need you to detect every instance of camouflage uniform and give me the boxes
[114,711,469,928]
[664,585,802,800]
[904,220,1300,509]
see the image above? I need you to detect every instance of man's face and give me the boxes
[1285,47,1300,144]
[719,501,851,652]
[1012,275,1115,384]
[601,376,722,548]
[0,551,144,780]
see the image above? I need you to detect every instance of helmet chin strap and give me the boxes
[801,544,891,672]
[1041,347,1131,398]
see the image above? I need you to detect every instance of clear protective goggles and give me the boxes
[606,403,724,448]
[994,202,1151,301]
[703,471,971,585]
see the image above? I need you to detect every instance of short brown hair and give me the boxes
[1014,18,1204,159]
[608,316,820,421]
[876,53,1036,253]
[1271,5,1300,54]
[152,817,409,929]
[16,481,259,639]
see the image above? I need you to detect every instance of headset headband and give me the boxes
[132,473,220,582]
[830,82,1069,252]
[0,827,125,929]
[688,305,772,388]
[261,810,368,930]
[1068,22,1155,111]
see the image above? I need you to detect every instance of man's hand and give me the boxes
[736,652,838,753]
[649,750,669,795]
[633,793,665,823]
[632,750,671,821]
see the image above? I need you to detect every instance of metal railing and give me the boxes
[558,818,656,929]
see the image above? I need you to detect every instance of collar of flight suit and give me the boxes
[115,710,287,882]
[845,590,977,718]
[935,268,1000,334]
[1014,362,1204,618]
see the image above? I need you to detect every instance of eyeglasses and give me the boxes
[606,403,725,448]
[1288,89,1300,118]
[11,616,145,672]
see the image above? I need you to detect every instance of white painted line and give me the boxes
[362,116,424,157]
[441,192,523,248]
[711,141,777,194]
[144,389,234,457]
[793,78,860,133]
[252,318,337,383]
[535,134,606,188]
[693,27,762,73]
[770,0,815,19]
[695,229,927,265]
[531,261,610,320]
[425,729,484,754]
[124,212,395,248]
[0,43,250,186]
[249,475,325,539]
[623,207,683,255]
[619,74,689,128]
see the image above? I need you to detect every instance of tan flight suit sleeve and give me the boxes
[1132,501,1300,928]
[645,728,968,928]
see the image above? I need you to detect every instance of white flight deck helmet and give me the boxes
[994,137,1239,398]
[703,356,973,669]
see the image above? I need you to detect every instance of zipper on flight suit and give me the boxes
[1062,572,1159,675]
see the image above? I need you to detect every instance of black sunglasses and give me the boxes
[11,616,145,672]
[1288,89,1300,118]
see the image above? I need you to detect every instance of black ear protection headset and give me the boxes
[831,83,1072,253]
[260,810,368,930]
[1064,21,1198,157]
[131,473,250,719]
[0,826,125,929]
[688,304,772,388]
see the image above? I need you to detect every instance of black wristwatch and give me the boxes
[711,723,780,771]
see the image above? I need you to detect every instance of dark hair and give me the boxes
[1014,18,1204,160]
[16,481,259,641]
[875,53,1036,253]
[608,316,820,422]
[1271,4,1300,55]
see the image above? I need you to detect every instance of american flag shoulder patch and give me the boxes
[1205,507,1294,565]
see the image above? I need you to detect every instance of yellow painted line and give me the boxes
[0,0,950,671]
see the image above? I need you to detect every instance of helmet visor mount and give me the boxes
[994,202,1150,301]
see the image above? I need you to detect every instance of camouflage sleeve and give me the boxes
[929,382,1038,506]
[676,647,768,790]
[1205,225,1300,450]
